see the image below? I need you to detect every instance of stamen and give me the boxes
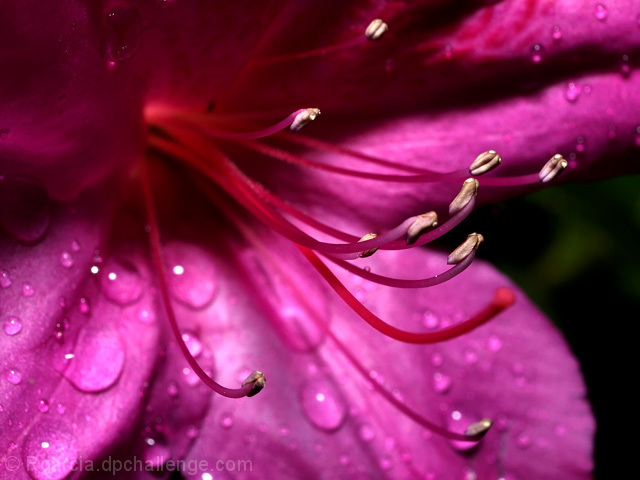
[140,157,264,399]
[300,246,515,344]
[465,418,493,438]
[539,154,568,183]
[448,233,484,265]
[406,211,438,245]
[358,233,379,258]
[449,178,479,215]
[469,150,502,176]
[290,108,321,132]
[365,19,389,41]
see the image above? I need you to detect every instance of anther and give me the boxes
[539,154,568,183]
[242,371,266,397]
[406,211,438,245]
[465,418,493,439]
[358,232,379,258]
[469,150,502,176]
[290,108,321,132]
[449,178,479,215]
[448,233,483,265]
[365,19,388,41]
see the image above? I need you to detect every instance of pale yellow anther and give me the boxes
[465,418,493,438]
[290,108,321,132]
[469,150,502,176]
[449,178,479,215]
[539,154,568,183]
[242,371,266,397]
[406,211,438,245]
[358,232,379,258]
[365,19,388,40]
[447,233,483,265]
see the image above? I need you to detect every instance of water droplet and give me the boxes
[1,269,12,288]
[181,331,203,358]
[488,335,502,352]
[464,347,478,365]
[0,175,50,243]
[78,297,90,314]
[432,372,452,394]
[70,240,81,252]
[59,251,74,269]
[164,242,217,309]
[530,44,543,63]
[422,310,440,329]
[4,316,23,336]
[220,412,234,429]
[620,54,631,78]
[22,422,79,480]
[278,425,290,437]
[38,399,50,413]
[143,438,170,468]
[576,136,586,153]
[594,3,608,21]
[551,25,562,41]
[22,283,35,297]
[102,5,141,62]
[565,82,581,102]
[358,424,376,442]
[431,352,444,366]
[6,368,22,385]
[137,306,156,324]
[379,455,393,471]
[445,410,481,452]
[66,325,125,392]
[100,257,144,305]
[299,377,347,431]
[167,382,179,397]
[443,44,453,59]
[516,433,532,449]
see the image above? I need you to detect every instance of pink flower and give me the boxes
[3,0,636,478]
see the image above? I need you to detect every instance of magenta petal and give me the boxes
[181,234,593,479]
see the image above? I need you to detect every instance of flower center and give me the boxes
[139,18,568,442]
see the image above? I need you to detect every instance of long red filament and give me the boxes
[141,157,258,398]
[300,246,515,344]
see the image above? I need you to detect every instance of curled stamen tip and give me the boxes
[465,418,493,439]
[447,233,483,265]
[406,211,438,245]
[469,150,502,176]
[449,178,479,215]
[539,154,568,183]
[242,370,266,397]
[358,232,379,258]
[365,19,388,40]
[290,108,321,132]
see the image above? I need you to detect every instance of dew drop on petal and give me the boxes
[488,334,502,352]
[0,269,11,288]
[565,82,581,102]
[102,5,141,62]
[464,347,478,365]
[164,242,217,309]
[78,297,90,315]
[422,310,440,329]
[70,240,81,252]
[358,424,376,442]
[4,316,23,336]
[516,433,532,449]
[22,422,78,480]
[379,455,393,471]
[143,439,170,468]
[181,331,203,358]
[22,283,35,297]
[66,325,125,392]
[299,377,347,432]
[530,44,543,63]
[6,368,22,385]
[432,372,452,394]
[56,403,66,415]
[38,399,50,413]
[445,410,481,452]
[100,257,144,305]
[594,3,608,21]
[0,175,50,243]
[167,382,179,397]
[220,412,234,429]
[59,251,74,269]
[551,25,562,41]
